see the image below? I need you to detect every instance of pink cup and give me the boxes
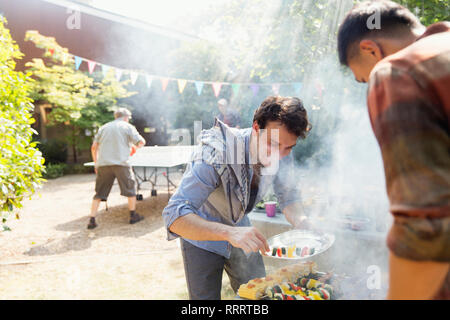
[265,201,277,217]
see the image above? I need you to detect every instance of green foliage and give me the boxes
[169,0,448,165]
[37,139,68,164]
[393,0,450,26]
[25,31,136,162]
[0,18,45,225]
[41,160,93,180]
[42,163,67,179]
[166,42,227,141]
[169,0,351,164]
[63,163,94,175]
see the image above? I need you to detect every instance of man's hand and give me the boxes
[283,203,315,230]
[130,145,137,156]
[137,140,145,148]
[226,226,270,255]
[291,215,312,229]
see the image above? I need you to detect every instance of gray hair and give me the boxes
[218,99,228,106]
[114,108,132,119]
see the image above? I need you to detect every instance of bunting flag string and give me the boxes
[130,71,138,85]
[115,68,123,82]
[102,65,110,77]
[61,52,68,65]
[231,83,240,96]
[272,83,280,95]
[250,84,260,96]
[145,75,153,88]
[293,82,302,93]
[177,79,187,94]
[195,81,204,96]
[87,60,96,74]
[212,83,222,98]
[74,56,82,70]
[64,53,317,98]
[161,78,169,92]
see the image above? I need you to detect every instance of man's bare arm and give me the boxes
[282,202,310,229]
[91,142,98,163]
[170,213,270,254]
[91,142,99,174]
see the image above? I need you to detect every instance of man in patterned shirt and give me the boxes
[338,0,449,299]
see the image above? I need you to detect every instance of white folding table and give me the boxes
[85,145,195,199]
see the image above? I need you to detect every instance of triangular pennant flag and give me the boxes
[145,75,153,88]
[102,65,110,78]
[292,82,302,93]
[231,83,240,96]
[250,84,260,96]
[315,81,323,97]
[272,83,281,95]
[161,78,169,92]
[115,68,123,82]
[195,81,204,95]
[87,60,96,74]
[61,52,68,65]
[177,79,187,94]
[74,56,82,70]
[130,72,138,85]
[212,83,222,97]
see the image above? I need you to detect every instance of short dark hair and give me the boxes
[337,0,422,66]
[253,96,310,139]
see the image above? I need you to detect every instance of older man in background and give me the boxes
[88,108,146,229]
[217,98,241,128]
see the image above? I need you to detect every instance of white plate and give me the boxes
[266,229,335,260]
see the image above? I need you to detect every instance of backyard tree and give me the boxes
[0,19,45,229]
[25,31,136,163]
[169,0,449,164]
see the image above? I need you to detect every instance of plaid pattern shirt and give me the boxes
[367,22,450,219]
[162,119,301,258]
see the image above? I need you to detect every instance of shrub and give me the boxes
[63,164,94,175]
[0,18,45,227]
[42,163,67,179]
[37,139,68,164]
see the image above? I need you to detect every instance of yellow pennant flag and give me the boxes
[177,79,187,94]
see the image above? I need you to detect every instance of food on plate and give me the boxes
[270,245,316,258]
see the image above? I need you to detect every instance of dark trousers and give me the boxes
[180,239,266,300]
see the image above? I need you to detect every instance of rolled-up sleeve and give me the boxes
[162,160,220,240]
[93,127,103,144]
[273,154,302,211]
[129,125,145,145]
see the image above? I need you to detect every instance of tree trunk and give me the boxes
[72,125,78,163]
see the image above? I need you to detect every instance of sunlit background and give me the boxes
[89,0,226,38]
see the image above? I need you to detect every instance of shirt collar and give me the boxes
[417,22,450,41]
[243,128,252,165]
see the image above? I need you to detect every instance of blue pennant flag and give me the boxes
[74,56,83,70]
[195,81,204,96]
[102,65,110,77]
[293,82,302,93]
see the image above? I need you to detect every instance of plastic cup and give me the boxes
[265,201,277,217]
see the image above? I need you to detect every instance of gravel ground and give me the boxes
[0,173,235,300]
